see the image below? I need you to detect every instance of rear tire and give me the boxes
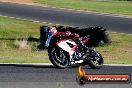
[89,52,104,69]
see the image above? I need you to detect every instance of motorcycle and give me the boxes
[47,31,104,69]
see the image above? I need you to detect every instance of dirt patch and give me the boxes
[0,0,33,3]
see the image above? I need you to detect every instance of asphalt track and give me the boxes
[0,2,132,34]
[0,64,131,88]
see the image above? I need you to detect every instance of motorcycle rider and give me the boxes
[45,26,89,60]
[45,26,87,47]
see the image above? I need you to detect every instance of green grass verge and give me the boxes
[96,33,132,64]
[0,58,49,63]
[0,16,41,38]
[0,16,132,64]
[33,0,132,16]
[0,16,50,63]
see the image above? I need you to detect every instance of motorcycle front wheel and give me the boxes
[48,47,69,69]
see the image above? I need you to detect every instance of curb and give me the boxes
[0,63,132,66]
[0,63,52,66]
[104,64,132,66]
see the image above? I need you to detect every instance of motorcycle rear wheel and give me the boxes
[82,51,104,69]
[89,52,104,69]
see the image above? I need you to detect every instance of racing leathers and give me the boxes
[45,31,80,47]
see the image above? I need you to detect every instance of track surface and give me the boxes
[0,64,131,88]
[0,2,132,34]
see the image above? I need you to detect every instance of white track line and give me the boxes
[0,63,132,66]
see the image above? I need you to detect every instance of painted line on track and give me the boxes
[0,14,71,27]
[0,14,58,26]
[0,63,132,66]
[104,64,132,66]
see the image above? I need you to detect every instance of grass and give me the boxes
[0,16,41,38]
[0,16,50,63]
[0,58,49,63]
[0,16,132,64]
[33,0,132,16]
[96,33,132,64]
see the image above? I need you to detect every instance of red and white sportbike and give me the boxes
[48,35,104,69]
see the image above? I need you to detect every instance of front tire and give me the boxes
[48,47,69,69]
